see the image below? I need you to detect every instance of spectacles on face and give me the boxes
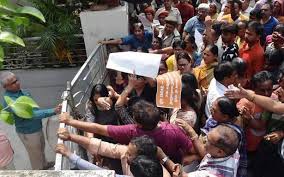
[6,78,19,86]
[178,63,189,67]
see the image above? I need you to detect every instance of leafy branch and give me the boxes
[0,96,39,125]
[0,0,45,67]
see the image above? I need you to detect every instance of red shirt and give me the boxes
[107,122,192,163]
[239,41,265,79]
[176,3,194,25]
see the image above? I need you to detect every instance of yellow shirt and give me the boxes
[236,36,245,49]
[193,62,218,89]
[166,54,177,72]
[221,13,249,24]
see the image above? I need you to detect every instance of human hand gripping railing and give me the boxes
[54,43,110,170]
[54,81,76,170]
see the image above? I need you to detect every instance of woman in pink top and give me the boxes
[0,130,14,170]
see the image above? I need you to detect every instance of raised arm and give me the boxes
[175,119,206,158]
[57,128,92,150]
[57,128,126,159]
[99,38,123,45]
[59,113,109,137]
[225,85,284,114]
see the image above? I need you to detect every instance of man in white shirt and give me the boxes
[241,0,253,17]
[205,62,237,118]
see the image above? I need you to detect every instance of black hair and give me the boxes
[153,37,162,48]
[212,22,223,38]
[247,21,265,45]
[182,35,197,50]
[251,71,274,89]
[263,2,273,11]
[89,84,110,116]
[249,8,262,21]
[181,84,199,116]
[160,60,168,68]
[236,20,248,30]
[127,96,144,118]
[214,62,235,82]
[221,23,238,35]
[90,84,109,102]
[206,44,218,57]
[130,155,163,177]
[231,0,242,9]
[172,40,184,49]
[130,135,157,157]
[247,21,264,37]
[132,23,144,31]
[216,96,239,119]
[265,49,284,67]
[231,57,247,78]
[278,69,284,81]
[275,24,284,36]
[176,51,193,63]
[131,100,160,130]
[181,73,199,90]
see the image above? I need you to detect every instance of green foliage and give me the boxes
[0,46,3,62]
[0,0,45,68]
[0,96,40,123]
[30,0,81,62]
[16,96,39,108]
[0,110,14,125]
[0,31,25,46]
[11,102,33,119]
[16,6,46,23]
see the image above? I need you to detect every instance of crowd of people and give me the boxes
[1,0,284,177]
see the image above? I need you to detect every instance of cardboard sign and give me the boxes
[156,71,182,109]
[106,52,162,78]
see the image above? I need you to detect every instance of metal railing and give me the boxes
[54,44,110,170]
[3,35,86,70]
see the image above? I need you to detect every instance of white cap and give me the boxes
[198,3,210,10]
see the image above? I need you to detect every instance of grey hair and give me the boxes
[0,71,16,86]
[214,124,240,156]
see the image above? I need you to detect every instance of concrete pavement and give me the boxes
[0,67,79,169]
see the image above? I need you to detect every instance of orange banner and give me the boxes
[156,71,182,109]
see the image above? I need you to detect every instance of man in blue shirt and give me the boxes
[183,3,209,38]
[100,23,153,52]
[260,2,279,37]
[0,71,61,170]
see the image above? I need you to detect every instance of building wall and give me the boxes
[80,5,129,56]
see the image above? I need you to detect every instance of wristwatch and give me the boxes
[161,156,169,165]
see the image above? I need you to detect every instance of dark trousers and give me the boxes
[249,140,284,177]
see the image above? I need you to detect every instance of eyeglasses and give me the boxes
[7,79,19,86]
[178,63,189,67]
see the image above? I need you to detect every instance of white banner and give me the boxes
[106,52,162,78]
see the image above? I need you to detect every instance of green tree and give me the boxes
[0,0,45,67]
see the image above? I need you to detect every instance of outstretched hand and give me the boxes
[225,84,254,100]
